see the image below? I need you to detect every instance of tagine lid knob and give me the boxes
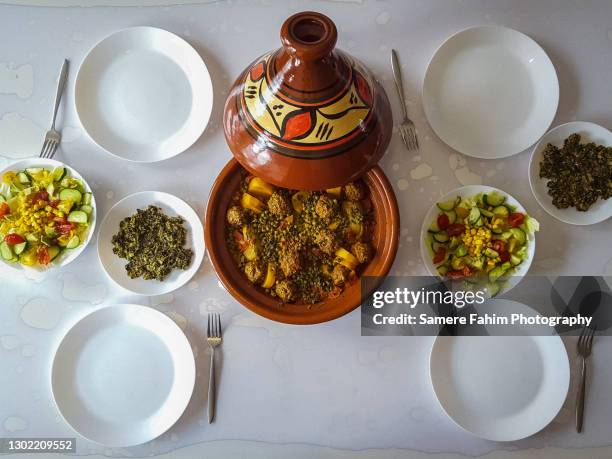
[223,11,392,190]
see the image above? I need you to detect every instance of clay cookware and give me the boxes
[206,11,399,324]
[223,11,393,190]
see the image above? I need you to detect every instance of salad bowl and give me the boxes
[0,158,96,272]
[420,185,537,297]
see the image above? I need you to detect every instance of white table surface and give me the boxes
[1,0,612,458]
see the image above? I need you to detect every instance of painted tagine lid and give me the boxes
[223,11,393,190]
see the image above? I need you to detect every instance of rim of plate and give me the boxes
[419,185,535,295]
[429,300,570,441]
[528,121,612,225]
[75,26,213,163]
[51,304,195,447]
[0,158,96,272]
[97,191,205,295]
[422,25,559,159]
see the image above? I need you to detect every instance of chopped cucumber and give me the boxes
[67,210,88,224]
[432,241,446,253]
[82,192,93,206]
[510,228,526,245]
[80,204,93,214]
[0,241,13,260]
[473,216,483,227]
[484,248,499,258]
[437,196,460,211]
[65,235,80,249]
[25,233,38,242]
[17,172,30,184]
[480,208,494,218]
[433,231,449,243]
[451,256,465,270]
[25,167,43,176]
[469,257,484,270]
[53,166,66,182]
[488,282,501,297]
[499,231,513,241]
[491,226,503,234]
[436,265,449,276]
[48,245,61,261]
[455,244,468,257]
[488,265,508,283]
[13,242,27,255]
[444,209,457,224]
[59,188,82,203]
[493,205,509,217]
[483,192,506,207]
[467,207,481,225]
[46,183,55,196]
[510,254,522,266]
[429,219,441,233]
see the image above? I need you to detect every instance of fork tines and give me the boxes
[207,312,222,338]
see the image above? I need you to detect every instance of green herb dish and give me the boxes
[422,186,539,297]
[0,160,95,269]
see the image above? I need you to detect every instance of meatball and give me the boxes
[331,264,351,286]
[244,260,264,284]
[351,241,372,264]
[314,229,339,255]
[226,205,246,227]
[279,250,301,278]
[275,279,297,302]
[315,195,337,220]
[343,180,366,201]
[267,191,292,216]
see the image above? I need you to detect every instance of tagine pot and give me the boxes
[223,11,393,190]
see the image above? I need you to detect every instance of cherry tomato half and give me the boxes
[447,270,464,279]
[36,246,50,265]
[0,202,9,218]
[31,191,49,202]
[446,223,466,236]
[432,247,446,264]
[4,233,25,245]
[55,223,74,235]
[492,240,506,253]
[499,251,511,263]
[508,212,525,228]
[437,213,450,231]
[462,265,472,277]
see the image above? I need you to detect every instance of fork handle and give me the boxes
[576,356,586,433]
[391,49,409,120]
[51,59,69,129]
[208,347,216,423]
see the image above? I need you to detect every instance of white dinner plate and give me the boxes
[430,300,569,441]
[0,158,96,271]
[423,26,559,159]
[75,26,213,162]
[97,191,205,295]
[52,304,195,447]
[419,185,535,296]
[529,121,612,225]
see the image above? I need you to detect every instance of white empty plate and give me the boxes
[52,304,195,446]
[529,121,612,225]
[75,27,213,162]
[423,26,559,159]
[430,300,569,441]
[97,191,205,295]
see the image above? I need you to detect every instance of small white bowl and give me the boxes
[529,121,612,225]
[419,185,536,296]
[97,191,205,296]
[0,158,96,272]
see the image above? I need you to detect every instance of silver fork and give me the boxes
[40,59,69,159]
[206,312,222,423]
[391,49,418,151]
[576,325,596,433]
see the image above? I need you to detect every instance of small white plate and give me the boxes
[52,304,195,446]
[97,191,204,295]
[430,299,569,441]
[423,26,559,159]
[529,121,612,225]
[75,26,213,162]
[419,185,535,296]
[0,158,96,272]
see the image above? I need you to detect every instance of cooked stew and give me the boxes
[225,176,375,304]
